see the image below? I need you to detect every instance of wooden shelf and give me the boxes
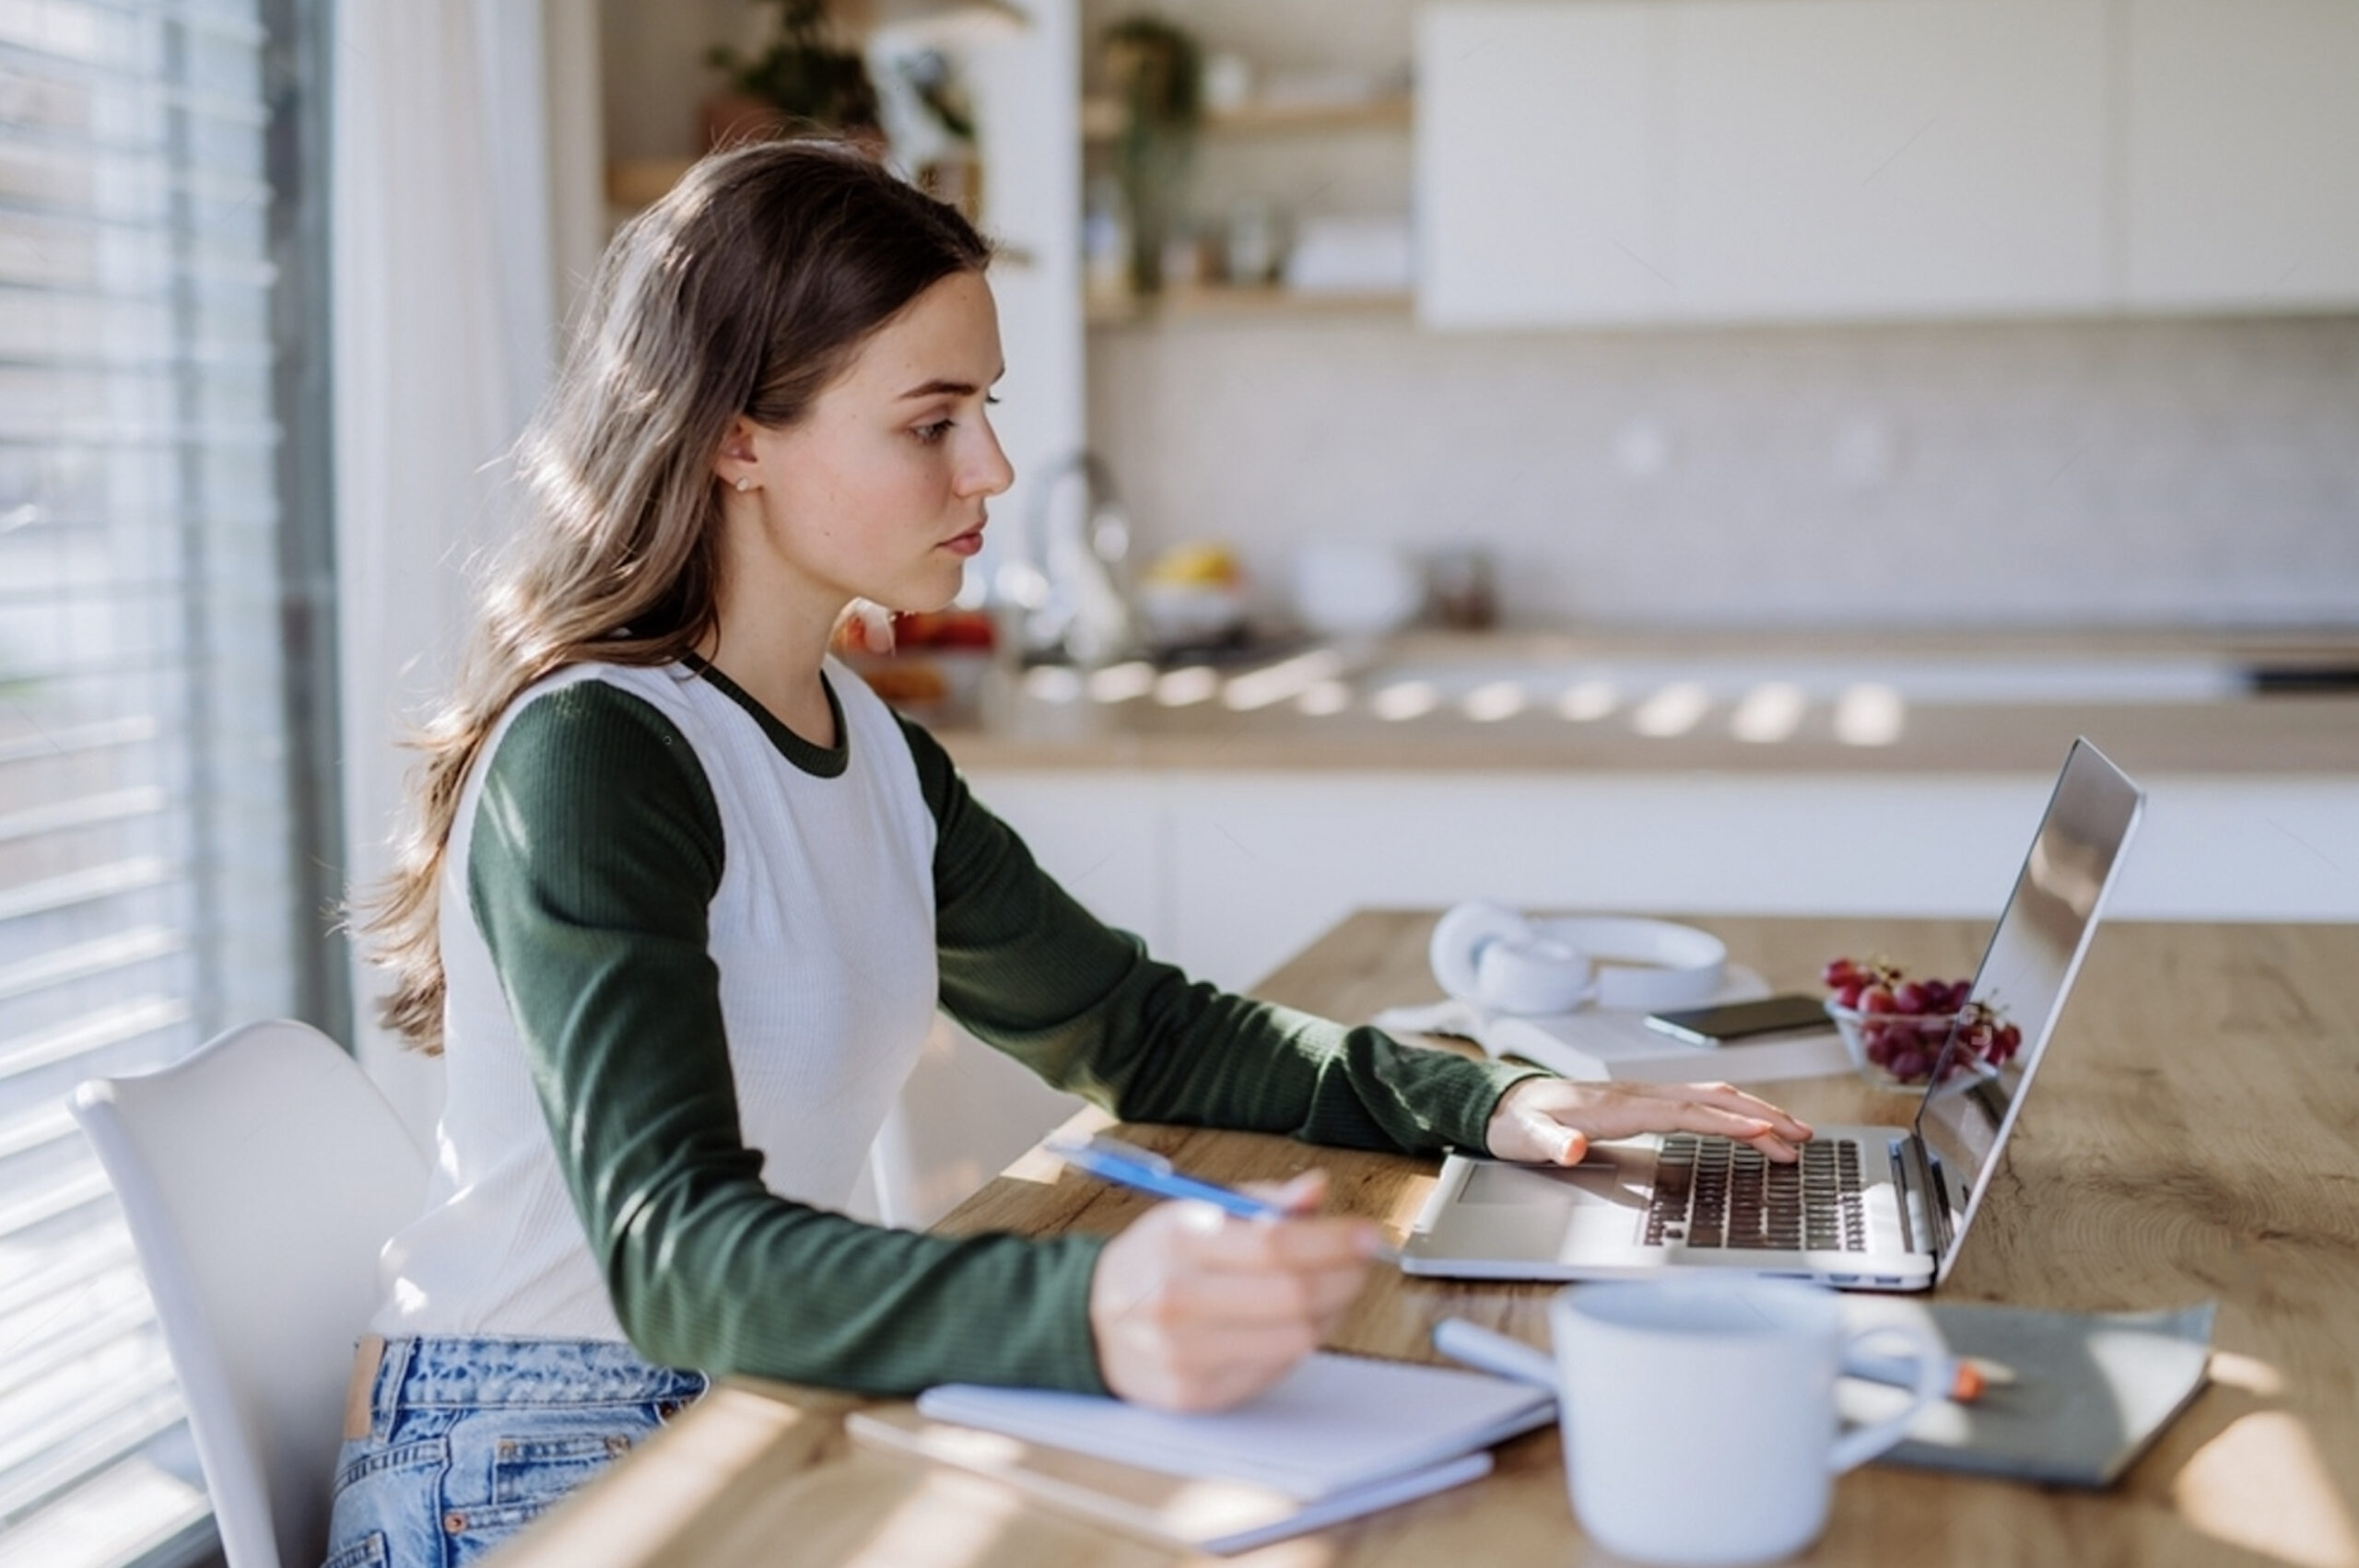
[1087,283,1413,326]
[1081,92,1414,144]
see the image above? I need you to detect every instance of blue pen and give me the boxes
[1045,1134,1286,1218]
[1045,1135,1405,1264]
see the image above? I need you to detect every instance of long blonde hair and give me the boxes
[362,140,990,1050]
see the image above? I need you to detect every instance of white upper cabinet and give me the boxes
[1417,3,1671,326]
[1418,0,2359,326]
[2123,0,2359,310]
[1668,1,2108,320]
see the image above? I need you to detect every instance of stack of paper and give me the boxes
[848,1352,1554,1554]
[1373,991,1853,1083]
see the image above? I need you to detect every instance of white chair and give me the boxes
[70,1021,429,1568]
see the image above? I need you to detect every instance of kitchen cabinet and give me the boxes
[1668,0,2108,319]
[1421,0,2108,326]
[1416,4,1666,324]
[2123,0,2359,309]
[1419,0,2359,326]
[971,765,2359,993]
[962,768,1169,953]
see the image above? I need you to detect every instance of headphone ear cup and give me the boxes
[1474,932,1595,1014]
[1432,901,1599,1014]
[1430,901,1536,1003]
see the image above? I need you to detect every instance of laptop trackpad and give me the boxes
[1459,1157,1648,1207]
[1442,1153,1649,1259]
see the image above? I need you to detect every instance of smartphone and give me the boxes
[1643,993,1834,1047]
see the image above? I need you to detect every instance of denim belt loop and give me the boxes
[371,1337,415,1445]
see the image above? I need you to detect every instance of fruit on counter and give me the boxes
[839,610,992,713]
[888,609,996,650]
[1144,541,1245,588]
[1823,955,2021,1085]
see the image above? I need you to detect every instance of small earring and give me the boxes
[734,476,754,493]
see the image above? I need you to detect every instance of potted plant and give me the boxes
[893,47,983,220]
[705,0,886,153]
[1101,15,1201,292]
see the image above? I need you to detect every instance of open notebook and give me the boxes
[848,1352,1554,1554]
[1371,985,1853,1084]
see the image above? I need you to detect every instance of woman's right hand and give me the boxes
[1087,1170,1385,1411]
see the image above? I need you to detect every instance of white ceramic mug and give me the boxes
[1549,1277,1944,1567]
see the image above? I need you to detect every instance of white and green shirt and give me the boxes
[370,656,1541,1395]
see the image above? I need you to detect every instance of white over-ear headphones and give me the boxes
[1429,900,1729,1016]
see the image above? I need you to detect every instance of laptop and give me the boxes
[1401,737,2144,1291]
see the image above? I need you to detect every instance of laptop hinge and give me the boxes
[1893,1136,1950,1263]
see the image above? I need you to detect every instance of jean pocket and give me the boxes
[488,1429,640,1506]
[440,1496,561,1567]
[321,1530,388,1568]
[334,1436,448,1496]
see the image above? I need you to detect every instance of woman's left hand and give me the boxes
[1485,1076,1813,1165]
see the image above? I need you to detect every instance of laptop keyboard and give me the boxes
[1641,1135,1868,1253]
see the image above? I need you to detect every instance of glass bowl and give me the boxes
[1824,1000,1967,1090]
[1136,581,1250,649]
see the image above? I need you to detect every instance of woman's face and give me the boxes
[722,269,1013,619]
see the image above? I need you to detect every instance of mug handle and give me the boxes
[1827,1324,1947,1474]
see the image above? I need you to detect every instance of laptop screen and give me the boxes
[1914,739,2144,1277]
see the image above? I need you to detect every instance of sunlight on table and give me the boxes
[2173,1410,2359,1568]
[2205,1350,2286,1397]
[842,1469,1023,1568]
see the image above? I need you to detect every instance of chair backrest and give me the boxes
[70,1020,429,1568]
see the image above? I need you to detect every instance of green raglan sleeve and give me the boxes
[898,716,1546,1152]
[467,681,1109,1394]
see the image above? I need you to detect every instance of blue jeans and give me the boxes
[322,1337,709,1568]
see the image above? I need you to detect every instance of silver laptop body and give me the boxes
[1401,737,2146,1292]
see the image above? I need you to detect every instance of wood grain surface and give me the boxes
[494,912,2359,1568]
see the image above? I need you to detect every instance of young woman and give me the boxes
[334,139,1810,1567]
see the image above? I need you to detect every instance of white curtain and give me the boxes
[332,1,594,1136]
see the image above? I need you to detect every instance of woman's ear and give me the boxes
[712,415,763,492]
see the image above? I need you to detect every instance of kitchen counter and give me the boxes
[892,627,2359,990]
[922,628,2359,776]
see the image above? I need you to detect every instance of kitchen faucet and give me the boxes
[999,450,1139,667]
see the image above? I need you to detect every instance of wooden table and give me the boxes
[495,912,2359,1568]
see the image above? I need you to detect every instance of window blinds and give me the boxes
[0,2,294,1562]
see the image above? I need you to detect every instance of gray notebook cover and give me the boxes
[1837,1298,2215,1488]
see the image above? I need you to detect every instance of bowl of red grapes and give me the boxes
[1822,956,2022,1089]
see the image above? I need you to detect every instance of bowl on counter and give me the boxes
[1290,542,1423,638]
[1825,1000,1962,1090]
[1135,580,1250,652]
[1825,998,2025,1090]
